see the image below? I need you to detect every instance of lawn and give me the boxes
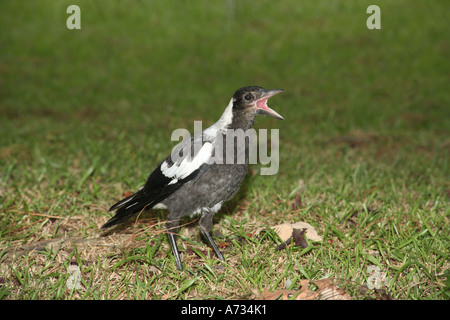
[0,0,448,300]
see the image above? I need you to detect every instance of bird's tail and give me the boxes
[101,190,150,229]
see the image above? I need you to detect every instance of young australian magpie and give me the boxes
[102,86,284,270]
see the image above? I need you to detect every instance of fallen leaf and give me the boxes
[261,280,312,300]
[310,279,351,300]
[275,240,290,251]
[272,222,322,242]
[261,288,298,300]
[260,279,352,300]
[275,228,308,251]
[292,228,308,248]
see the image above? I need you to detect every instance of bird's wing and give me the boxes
[102,136,214,229]
[160,136,214,183]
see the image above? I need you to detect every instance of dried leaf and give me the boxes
[275,238,291,251]
[311,279,352,300]
[272,222,322,242]
[296,280,320,300]
[261,279,352,301]
[261,288,298,300]
[292,228,308,248]
[276,228,308,251]
[272,223,294,242]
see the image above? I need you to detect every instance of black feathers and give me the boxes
[102,136,213,229]
[102,158,207,229]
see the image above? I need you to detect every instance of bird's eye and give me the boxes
[244,93,253,101]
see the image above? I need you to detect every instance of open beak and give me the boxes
[255,89,284,120]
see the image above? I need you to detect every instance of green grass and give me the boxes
[0,0,449,300]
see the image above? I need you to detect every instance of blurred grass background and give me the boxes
[0,0,449,299]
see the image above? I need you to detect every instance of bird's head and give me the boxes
[232,86,284,121]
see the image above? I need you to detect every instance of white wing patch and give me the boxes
[160,141,213,181]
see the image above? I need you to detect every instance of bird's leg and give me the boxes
[166,219,183,271]
[199,211,225,262]
[200,227,225,262]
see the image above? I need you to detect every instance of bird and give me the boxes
[102,86,284,270]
